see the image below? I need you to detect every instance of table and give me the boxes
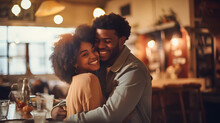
[0,103,54,123]
[152,78,206,91]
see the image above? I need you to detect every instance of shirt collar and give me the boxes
[108,45,130,73]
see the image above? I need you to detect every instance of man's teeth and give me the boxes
[99,51,107,55]
[90,60,98,64]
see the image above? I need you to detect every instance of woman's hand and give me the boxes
[51,106,67,120]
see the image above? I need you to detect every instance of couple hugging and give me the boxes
[50,13,152,123]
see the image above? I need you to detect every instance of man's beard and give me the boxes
[101,42,120,67]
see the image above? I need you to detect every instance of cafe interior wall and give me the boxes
[104,0,192,79]
[104,0,191,32]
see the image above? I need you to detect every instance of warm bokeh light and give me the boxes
[10,42,16,48]
[171,38,179,46]
[14,38,20,44]
[54,15,63,24]
[21,0,31,10]
[148,40,155,48]
[93,7,105,18]
[11,4,21,16]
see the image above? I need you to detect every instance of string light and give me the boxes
[54,15,63,24]
[148,40,155,48]
[93,7,105,18]
[11,4,21,16]
[171,38,179,47]
[21,0,31,10]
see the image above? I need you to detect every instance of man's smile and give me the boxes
[99,51,108,56]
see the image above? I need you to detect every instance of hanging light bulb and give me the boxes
[21,0,31,10]
[148,40,155,48]
[11,4,21,16]
[93,7,105,18]
[54,15,63,24]
[171,38,179,47]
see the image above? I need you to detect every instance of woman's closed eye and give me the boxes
[81,52,88,57]
[80,50,89,57]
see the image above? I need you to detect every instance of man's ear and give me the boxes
[119,36,126,50]
[119,36,126,45]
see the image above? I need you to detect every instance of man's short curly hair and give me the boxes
[92,13,131,40]
[50,25,96,83]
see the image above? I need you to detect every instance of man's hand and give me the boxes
[51,106,67,120]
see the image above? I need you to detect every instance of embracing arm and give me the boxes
[51,100,67,120]
[67,68,151,122]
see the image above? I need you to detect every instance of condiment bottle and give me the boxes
[17,78,23,92]
[21,78,30,107]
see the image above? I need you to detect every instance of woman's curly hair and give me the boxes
[50,25,96,83]
[92,13,131,40]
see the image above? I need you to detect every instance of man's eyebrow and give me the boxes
[80,50,88,54]
[95,38,112,41]
[104,38,112,39]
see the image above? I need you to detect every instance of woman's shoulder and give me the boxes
[72,73,99,85]
[73,73,97,79]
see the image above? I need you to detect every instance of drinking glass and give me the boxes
[33,110,47,123]
[43,94,54,113]
[0,100,9,120]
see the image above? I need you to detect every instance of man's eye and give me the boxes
[105,40,111,43]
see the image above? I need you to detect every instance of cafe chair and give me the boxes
[163,84,187,123]
[182,83,206,123]
[163,83,206,123]
[152,87,166,123]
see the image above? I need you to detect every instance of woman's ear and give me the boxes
[74,64,79,74]
[74,64,78,68]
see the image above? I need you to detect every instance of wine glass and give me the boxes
[13,91,25,110]
[9,83,18,102]
[10,83,25,110]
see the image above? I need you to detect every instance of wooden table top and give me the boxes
[0,103,54,123]
[152,78,206,91]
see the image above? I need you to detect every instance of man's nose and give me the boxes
[98,40,105,49]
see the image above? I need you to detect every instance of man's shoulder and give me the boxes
[125,53,148,70]
[115,53,152,85]
[115,53,150,78]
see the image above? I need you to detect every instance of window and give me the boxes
[0,26,75,75]
[0,26,8,75]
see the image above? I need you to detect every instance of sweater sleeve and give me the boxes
[66,73,105,117]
